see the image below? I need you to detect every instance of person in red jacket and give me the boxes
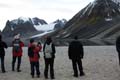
[12,34,24,72]
[28,39,42,78]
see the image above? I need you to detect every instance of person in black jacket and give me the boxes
[0,35,8,73]
[116,36,120,65]
[68,36,85,77]
[43,36,56,79]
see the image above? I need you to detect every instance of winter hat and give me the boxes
[30,39,34,43]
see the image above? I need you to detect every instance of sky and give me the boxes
[0,0,94,31]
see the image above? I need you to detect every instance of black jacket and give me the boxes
[116,36,120,53]
[0,41,8,56]
[68,40,84,60]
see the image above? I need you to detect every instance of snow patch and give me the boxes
[88,3,95,16]
[31,18,35,25]
[112,9,115,13]
[11,26,14,31]
[118,8,120,12]
[105,13,112,21]
[56,35,60,38]
[62,31,67,35]
[105,18,112,21]
[12,20,18,24]
[63,33,70,38]
[30,31,54,38]
[18,17,29,22]
[80,2,92,17]
[34,23,56,31]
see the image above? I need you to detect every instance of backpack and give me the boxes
[0,41,4,55]
[13,39,20,52]
[44,43,52,58]
[28,47,34,57]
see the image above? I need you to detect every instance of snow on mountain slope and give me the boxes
[11,17,30,24]
[34,23,56,31]
[30,30,54,39]
[18,17,30,22]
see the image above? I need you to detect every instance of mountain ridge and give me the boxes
[50,0,120,45]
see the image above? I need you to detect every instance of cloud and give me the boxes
[0,3,12,8]
[0,0,94,30]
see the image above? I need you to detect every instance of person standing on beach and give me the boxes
[12,34,24,72]
[116,36,120,65]
[28,39,42,78]
[68,36,85,77]
[43,36,56,79]
[0,35,8,73]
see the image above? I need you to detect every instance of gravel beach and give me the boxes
[0,46,120,80]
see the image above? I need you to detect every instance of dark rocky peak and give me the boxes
[2,18,37,37]
[11,17,31,25]
[53,19,67,24]
[53,19,67,30]
[51,0,120,45]
[32,17,47,25]
[79,0,120,19]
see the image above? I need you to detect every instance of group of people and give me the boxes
[1,34,120,79]
[28,36,56,79]
[0,34,56,79]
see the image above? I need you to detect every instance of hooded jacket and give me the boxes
[28,43,42,62]
[12,39,24,57]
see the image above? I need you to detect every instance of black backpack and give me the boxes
[28,47,34,57]
[13,39,21,52]
[0,41,4,55]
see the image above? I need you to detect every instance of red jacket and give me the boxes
[29,43,42,62]
[12,40,24,57]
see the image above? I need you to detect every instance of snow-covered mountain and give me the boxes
[34,19,67,31]
[1,17,67,45]
[2,17,47,37]
[50,0,120,45]
[3,17,67,31]
[29,19,67,39]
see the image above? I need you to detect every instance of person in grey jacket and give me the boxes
[43,36,56,79]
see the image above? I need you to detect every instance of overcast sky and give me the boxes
[0,0,94,30]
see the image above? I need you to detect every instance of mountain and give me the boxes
[53,19,67,30]
[32,17,47,25]
[33,18,67,31]
[29,19,67,39]
[51,0,120,45]
[1,17,67,46]
[2,17,47,37]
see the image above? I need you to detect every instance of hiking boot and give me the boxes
[2,70,6,73]
[12,69,14,71]
[32,75,34,78]
[73,74,78,77]
[37,75,40,78]
[51,76,55,79]
[17,70,21,72]
[45,76,48,79]
[80,72,85,76]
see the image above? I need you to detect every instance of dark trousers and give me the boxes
[44,58,54,78]
[12,56,21,71]
[72,59,83,76]
[118,52,120,65]
[30,61,40,76]
[0,56,5,72]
